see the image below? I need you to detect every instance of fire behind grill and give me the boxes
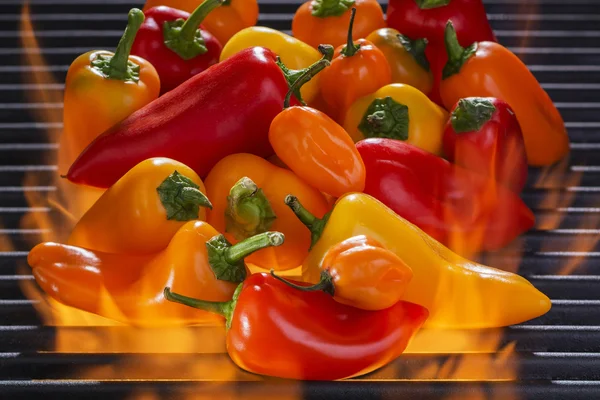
[1,0,600,398]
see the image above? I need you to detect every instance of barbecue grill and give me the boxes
[1,0,599,398]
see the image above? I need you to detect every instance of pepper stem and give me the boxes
[163,0,224,60]
[450,97,497,133]
[397,34,430,72]
[281,44,334,108]
[311,0,355,18]
[164,285,242,329]
[442,20,478,79]
[270,269,335,296]
[414,0,451,9]
[156,171,213,221]
[225,177,276,240]
[284,195,331,250]
[206,232,284,283]
[341,8,360,57]
[90,8,144,82]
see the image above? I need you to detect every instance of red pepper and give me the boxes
[132,1,223,94]
[164,272,428,380]
[67,47,310,188]
[443,97,528,193]
[356,138,534,256]
[386,0,495,105]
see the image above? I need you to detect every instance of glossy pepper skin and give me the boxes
[67,47,299,188]
[441,22,569,166]
[205,154,330,271]
[269,48,366,198]
[288,193,550,328]
[443,97,528,193]
[343,83,448,155]
[271,234,413,310]
[29,222,284,326]
[58,9,159,218]
[68,158,212,255]
[165,272,428,380]
[292,0,385,50]
[386,0,495,106]
[220,27,322,103]
[143,0,259,45]
[319,8,391,122]
[366,28,433,95]
[132,1,223,94]
[356,139,535,255]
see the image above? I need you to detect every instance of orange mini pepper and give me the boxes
[68,158,212,255]
[292,0,384,49]
[271,235,413,310]
[29,222,284,326]
[142,0,258,45]
[205,153,330,271]
[269,46,366,198]
[319,8,391,122]
[440,21,569,166]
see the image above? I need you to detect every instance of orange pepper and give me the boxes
[29,222,283,326]
[292,0,384,49]
[440,21,569,166]
[142,0,258,45]
[271,235,413,310]
[205,153,330,271]
[269,46,365,198]
[319,8,391,122]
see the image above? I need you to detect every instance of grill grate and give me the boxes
[1,0,600,398]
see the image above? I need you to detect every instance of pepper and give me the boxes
[440,22,569,166]
[443,97,528,193]
[68,157,212,255]
[204,153,330,271]
[132,1,223,94]
[57,9,159,217]
[29,222,284,326]
[319,8,391,122]
[366,28,433,95]
[356,138,535,255]
[292,0,385,50]
[67,47,307,188]
[271,235,413,310]
[164,272,428,380]
[386,0,496,105]
[343,83,448,155]
[220,27,322,104]
[286,193,550,328]
[269,47,366,198]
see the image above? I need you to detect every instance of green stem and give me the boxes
[180,0,223,41]
[225,177,276,240]
[156,171,213,221]
[341,8,360,57]
[270,269,335,296]
[442,20,478,79]
[225,232,285,264]
[414,0,451,9]
[284,195,331,250]
[450,97,497,133]
[281,44,333,108]
[397,34,430,72]
[358,96,410,140]
[311,0,355,18]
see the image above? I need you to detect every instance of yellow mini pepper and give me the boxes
[366,28,433,95]
[343,83,448,155]
[220,27,322,104]
[286,192,551,329]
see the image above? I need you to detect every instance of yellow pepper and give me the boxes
[285,193,551,329]
[343,83,448,155]
[220,27,322,103]
[366,28,433,95]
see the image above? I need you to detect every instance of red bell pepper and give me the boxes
[132,0,223,94]
[443,97,528,193]
[164,272,428,380]
[67,47,311,188]
[356,138,534,255]
[386,0,495,105]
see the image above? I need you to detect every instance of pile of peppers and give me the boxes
[33,0,565,381]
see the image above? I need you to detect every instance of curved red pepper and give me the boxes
[132,2,223,94]
[165,272,428,380]
[67,47,298,188]
[443,97,528,193]
[386,0,496,105]
[356,138,534,255]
